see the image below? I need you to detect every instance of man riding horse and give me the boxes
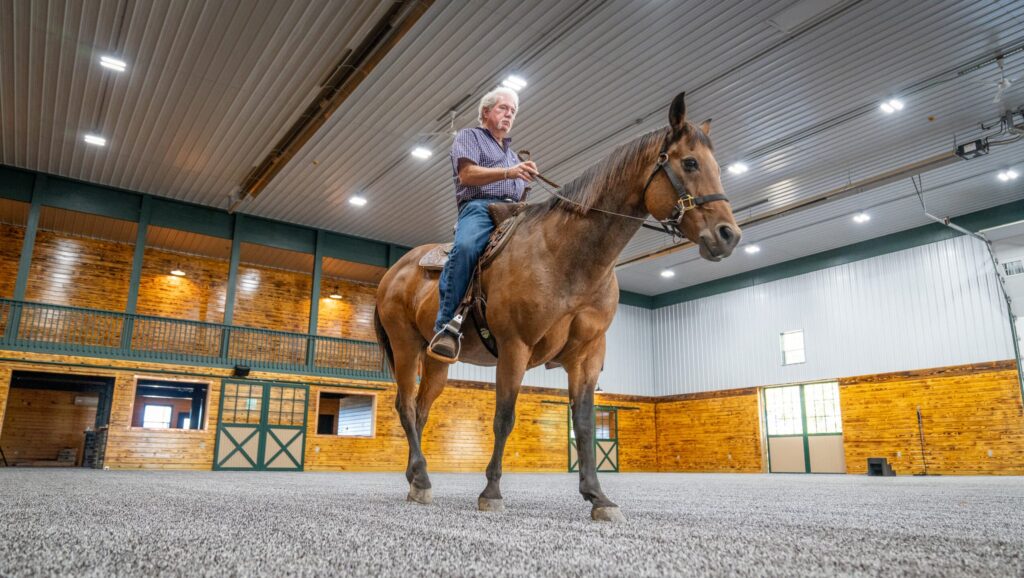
[428,87,539,362]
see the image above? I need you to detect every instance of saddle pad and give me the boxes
[419,244,453,271]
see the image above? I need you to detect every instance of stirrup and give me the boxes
[427,316,463,364]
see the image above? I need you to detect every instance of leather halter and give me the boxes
[641,144,730,225]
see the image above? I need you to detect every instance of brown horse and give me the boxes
[373,92,740,522]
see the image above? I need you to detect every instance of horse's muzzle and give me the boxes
[697,223,741,261]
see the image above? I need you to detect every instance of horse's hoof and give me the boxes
[477,497,505,512]
[591,506,625,522]
[407,485,433,505]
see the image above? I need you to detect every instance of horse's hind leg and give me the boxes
[391,339,433,504]
[566,336,624,522]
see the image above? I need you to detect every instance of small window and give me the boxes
[317,392,375,437]
[142,405,173,429]
[132,379,209,430]
[804,382,842,434]
[780,330,805,365]
[764,386,803,435]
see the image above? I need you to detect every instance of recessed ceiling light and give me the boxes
[502,75,527,91]
[170,268,186,277]
[880,98,903,114]
[744,245,761,254]
[660,269,675,278]
[349,195,367,206]
[727,162,748,175]
[83,134,107,146]
[411,147,432,159]
[99,55,127,72]
[997,169,1019,182]
[853,212,871,224]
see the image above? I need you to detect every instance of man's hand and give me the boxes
[508,161,538,182]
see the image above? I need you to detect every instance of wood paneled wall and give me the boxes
[0,388,97,464]
[317,277,377,342]
[26,230,133,311]
[840,361,1024,475]
[104,374,219,470]
[0,222,380,339]
[233,264,311,333]
[656,389,764,473]
[0,223,24,298]
[136,248,228,323]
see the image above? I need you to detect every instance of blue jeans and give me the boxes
[434,199,501,333]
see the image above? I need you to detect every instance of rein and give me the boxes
[517,139,730,238]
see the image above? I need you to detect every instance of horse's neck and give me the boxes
[545,178,647,284]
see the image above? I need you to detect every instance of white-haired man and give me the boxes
[428,87,538,362]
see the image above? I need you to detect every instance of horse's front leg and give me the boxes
[567,336,624,522]
[478,340,529,512]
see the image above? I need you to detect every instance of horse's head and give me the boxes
[643,92,741,261]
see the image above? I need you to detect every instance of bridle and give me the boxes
[520,136,731,238]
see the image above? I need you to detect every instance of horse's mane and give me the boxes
[541,122,712,216]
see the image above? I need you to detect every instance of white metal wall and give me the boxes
[651,235,1014,395]
[447,304,654,395]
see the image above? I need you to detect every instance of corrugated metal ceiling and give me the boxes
[3,0,1024,296]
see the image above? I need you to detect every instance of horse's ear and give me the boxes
[700,118,712,136]
[669,92,686,133]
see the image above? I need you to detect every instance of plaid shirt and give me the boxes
[450,127,526,207]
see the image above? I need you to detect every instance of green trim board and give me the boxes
[649,198,1024,309]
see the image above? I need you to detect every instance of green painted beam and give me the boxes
[0,166,35,202]
[618,290,653,309]
[223,215,244,326]
[322,232,390,268]
[307,231,325,366]
[650,198,1024,309]
[42,177,142,222]
[125,195,152,314]
[12,176,44,301]
[150,197,234,239]
[239,215,317,254]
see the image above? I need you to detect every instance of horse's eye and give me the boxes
[683,158,699,172]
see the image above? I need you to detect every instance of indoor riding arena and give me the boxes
[2,1,1023,576]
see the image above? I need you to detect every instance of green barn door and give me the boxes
[214,381,308,471]
[568,407,619,473]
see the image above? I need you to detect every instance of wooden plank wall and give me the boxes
[655,389,764,473]
[840,361,1024,475]
[0,221,381,339]
[0,388,98,464]
[0,224,24,298]
[136,247,229,322]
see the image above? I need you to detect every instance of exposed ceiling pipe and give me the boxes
[617,149,961,268]
[229,0,434,213]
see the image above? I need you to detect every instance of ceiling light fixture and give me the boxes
[879,98,904,114]
[727,162,749,175]
[349,196,367,206]
[660,269,675,278]
[745,245,761,254]
[83,134,107,146]
[997,169,1019,182]
[411,147,432,159]
[501,75,527,91]
[852,212,871,224]
[99,55,127,72]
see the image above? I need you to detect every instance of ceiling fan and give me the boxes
[990,56,1019,105]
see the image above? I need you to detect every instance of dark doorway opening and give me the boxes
[1,371,115,468]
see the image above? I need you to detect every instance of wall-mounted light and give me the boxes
[329,288,342,300]
[170,266,186,277]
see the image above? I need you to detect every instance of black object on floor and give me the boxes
[867,457,895,476]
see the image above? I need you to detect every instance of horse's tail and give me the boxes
[373,306,396,376]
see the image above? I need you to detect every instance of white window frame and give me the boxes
[142,404,173,429]
[780,329,806,366]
